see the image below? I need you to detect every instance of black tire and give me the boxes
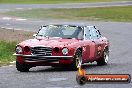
[72,49,82,70]
[97,48,109,66]
[16,61,30,72]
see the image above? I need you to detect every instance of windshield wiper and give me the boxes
[44,36,49,38]
[52,37,61,38]
[37,35,49,39]
[37,35,43,37]
[64,37,73,39]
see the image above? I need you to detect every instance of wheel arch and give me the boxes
[103,45,109,52]
[73,47,83,56]
[76,47,83,54]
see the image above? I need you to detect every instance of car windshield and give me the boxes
[37,25,83,39]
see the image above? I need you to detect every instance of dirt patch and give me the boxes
[0,28,35,42]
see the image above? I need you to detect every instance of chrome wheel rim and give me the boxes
[104,51,109,63]
[76,55,82,68]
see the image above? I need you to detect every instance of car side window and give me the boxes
[84,27,91,40]
[78,29,84,39]
[89,27,98,40]
[96,30,101,38]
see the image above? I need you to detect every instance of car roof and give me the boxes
[42,23,95,28]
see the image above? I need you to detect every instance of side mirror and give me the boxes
[33,34,37,37]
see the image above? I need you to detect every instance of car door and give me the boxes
[96,29,105,57]
[82,26,96,62]
[89,26,104,59]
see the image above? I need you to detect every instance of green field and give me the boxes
[0,41,16,66]
[5,6,132,22]
[0,0,128,4]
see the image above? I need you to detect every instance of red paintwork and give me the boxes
[16,36,109,66]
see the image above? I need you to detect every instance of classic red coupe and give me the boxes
[13,24,109,72]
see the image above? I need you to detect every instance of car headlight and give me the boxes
[62,48,68,55]
[16,46,23,54]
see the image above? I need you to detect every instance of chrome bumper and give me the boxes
[13,53,73,58]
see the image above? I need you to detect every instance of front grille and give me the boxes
[32,47,52,56]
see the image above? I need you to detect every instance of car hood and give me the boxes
[19,37,80,48]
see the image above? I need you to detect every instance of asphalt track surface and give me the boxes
[0,1,132,11]
[0,1,132,88]
[0,1,132,30]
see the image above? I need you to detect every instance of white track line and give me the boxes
[15,8,24,10]
[6,28,14,30]
[2,17,12,20]
[16,18,27,21]
[1,17,27,21]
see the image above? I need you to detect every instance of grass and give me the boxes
[0,29,34,66]
[0,41,17,66]
[0,0,127,4]
[4,6,132,22]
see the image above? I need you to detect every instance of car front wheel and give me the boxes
[72,50,82,70]
[16,61,31,72]
[97,48,109,66]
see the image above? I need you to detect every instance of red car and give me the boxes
[13,24,109,72]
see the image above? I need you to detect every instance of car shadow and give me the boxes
[29,62,116,73]
[82,62,120,73]
[29,66,76,72]
[29,63,99,73]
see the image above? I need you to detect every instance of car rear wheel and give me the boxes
[72,50,82,70]
[16,61,31,72]
[97,48,109,66]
